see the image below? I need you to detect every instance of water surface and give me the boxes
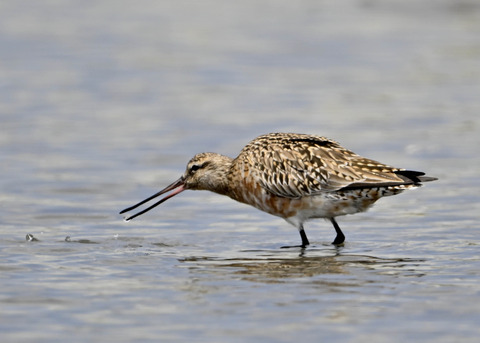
[1,1,480,342]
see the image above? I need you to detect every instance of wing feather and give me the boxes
[238,133,408,198]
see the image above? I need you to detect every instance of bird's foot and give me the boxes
[280,244,308,249]
[331,234,345,246]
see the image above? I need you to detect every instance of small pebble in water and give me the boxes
[26,234,39,242]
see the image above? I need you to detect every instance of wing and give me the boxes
[239,133,409,198]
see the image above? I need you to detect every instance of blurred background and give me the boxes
[1,1,480,342]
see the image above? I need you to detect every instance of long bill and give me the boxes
[119,177,185,221]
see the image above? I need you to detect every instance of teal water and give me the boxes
[1,1,480,342]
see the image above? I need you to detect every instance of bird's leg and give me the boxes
[330,218,345,245]
[299,224,310,248]
[281,224,310,249]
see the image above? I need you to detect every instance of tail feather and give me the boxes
[394,170,438,184]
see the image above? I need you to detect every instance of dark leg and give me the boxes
[299,225,310,248]
[281,224,310,249]
[330,218,345,245]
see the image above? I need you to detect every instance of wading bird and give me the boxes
[120,133,436,247]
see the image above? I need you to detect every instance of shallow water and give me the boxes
[1,1,480,342]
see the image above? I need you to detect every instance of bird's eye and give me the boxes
[190,164,201,173]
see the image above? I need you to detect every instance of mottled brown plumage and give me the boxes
[120,133,437,247]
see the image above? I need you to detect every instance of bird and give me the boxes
[120,133,437,247]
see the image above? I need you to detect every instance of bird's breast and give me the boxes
[226,170,405,221]
[228,175,304,218]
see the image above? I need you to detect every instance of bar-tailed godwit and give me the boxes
[120,133,437,247]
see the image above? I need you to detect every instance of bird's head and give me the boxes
[119,152,232,221]
[182,152,232,192]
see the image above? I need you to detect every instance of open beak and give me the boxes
[119,177,185,221]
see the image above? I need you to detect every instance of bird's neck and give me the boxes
[205,154,234,196]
